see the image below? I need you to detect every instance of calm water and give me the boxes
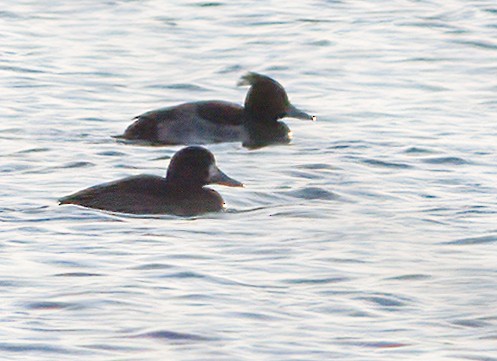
[1,1,497,360]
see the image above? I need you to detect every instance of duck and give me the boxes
[118,72,315,149]
[58,146,243,216]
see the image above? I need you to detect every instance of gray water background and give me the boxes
[1,1,497,360]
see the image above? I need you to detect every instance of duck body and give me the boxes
[122,101,244,145]
[59,146,243,216]
[119,73,314,148]
[59,175,225,216]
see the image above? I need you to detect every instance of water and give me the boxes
[1,0,497,360]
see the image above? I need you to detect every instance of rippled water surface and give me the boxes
[2,1,497,360]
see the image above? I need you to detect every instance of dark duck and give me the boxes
[59,146,243,216]
[119,72,316,149]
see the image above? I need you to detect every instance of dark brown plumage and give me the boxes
[59,146,243,216]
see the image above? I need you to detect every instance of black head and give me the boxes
[166,146,243,188]
[238,72,315,123]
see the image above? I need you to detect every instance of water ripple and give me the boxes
[24,301,77,311]
[421,156,469,165]
[57,161,95,169]
[360,158,413,169]
[385,274,431,281]
[0,342,84,355]
[445,234,497,245]
[146,83,209,91]
[358,295,410,309]
[53,272,104,277]
[134,330,213,342]
[284,276,349,285]
[282,187,339,201]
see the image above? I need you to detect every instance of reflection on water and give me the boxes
[1,0,497,360]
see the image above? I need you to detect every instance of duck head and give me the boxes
[166,146,243,188]
[238,72,315,123]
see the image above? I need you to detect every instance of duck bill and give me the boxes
[208,165,244,187]
[286,103,316,121]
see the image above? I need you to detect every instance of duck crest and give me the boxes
[237,72,270,87]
